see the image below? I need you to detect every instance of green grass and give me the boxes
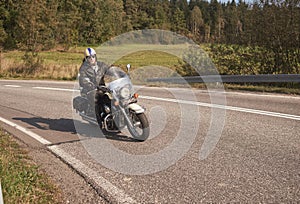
[0,45,298,95]
[96,43,190,69]
[0,45,185,80]
[0,128,61,204]
[2,50,83,66]
[113,50,182,70]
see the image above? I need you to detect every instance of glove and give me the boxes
[97,86,109,94]
[97,86,109,92]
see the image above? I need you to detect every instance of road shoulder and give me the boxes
[1,124,108,204]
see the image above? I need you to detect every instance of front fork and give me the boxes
[119,103,145,134]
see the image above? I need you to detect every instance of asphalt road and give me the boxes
[0,79,299,203]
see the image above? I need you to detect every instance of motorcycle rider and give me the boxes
[79,47,110,124]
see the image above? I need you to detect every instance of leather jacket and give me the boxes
[79,60,109,94]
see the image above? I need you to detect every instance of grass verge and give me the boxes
[224,84,300,95]
[0,46,299,95]
[0,127,61,204]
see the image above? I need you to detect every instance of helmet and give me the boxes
[84,47,96,58]
[84,47,97,65]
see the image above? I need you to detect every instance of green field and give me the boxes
[0,128,61,204]
[0,44,190,81]
[0,44,299,94]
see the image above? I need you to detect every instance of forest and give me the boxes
[0,0,299,76]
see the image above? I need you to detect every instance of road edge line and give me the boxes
[0,117,136,204]
[48,145,136,204]
[0,116,51,145]
[0,182,3,204]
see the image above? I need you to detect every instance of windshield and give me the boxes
[105,66,133,93]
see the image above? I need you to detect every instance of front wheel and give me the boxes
[127,112,150,141]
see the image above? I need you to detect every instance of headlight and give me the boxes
[120,87,130,99]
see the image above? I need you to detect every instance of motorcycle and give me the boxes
[73,65,150,141]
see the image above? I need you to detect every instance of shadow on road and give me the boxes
[13,117,77,133]
[12,117,138,142]
[73,119,138,142]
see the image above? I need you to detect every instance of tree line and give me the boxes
[0,0,299,74]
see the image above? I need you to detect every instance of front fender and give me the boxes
[128,103,144,114]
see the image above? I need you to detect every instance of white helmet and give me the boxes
[84,47,97,64]
[84,47,96,58]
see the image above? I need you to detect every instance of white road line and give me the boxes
[4,85,21,88]
[2,82,300,99]
[0,182,3,204]
[0,116,51,145]
[220,91,300,99]
[30,84,300,100]
[49,145,136,204]
[33,87,75,92]
[137,86,300,100]
[24,86,300,121]
[4,85,300,120]
[140,95,300,121]
[0,116,135,204]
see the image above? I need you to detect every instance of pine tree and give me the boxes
[151,0,171,30]
[188,0,211,42]
[98,0,125,41]
[16,0,48,51]
[224,0,239,44]
[209,0,224,42]
[0,2,7,48]
[15,0,51,73]
[171,7,188,34]
[0,0,19,49]
[176,0,190,20]
[123,0,150,30]
[41,0,58,49]
[189,6,204,41]
[236,0,248,44]
[79,0,104,44]
[57,0,81,49]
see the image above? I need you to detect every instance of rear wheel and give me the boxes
[127,112,149,141]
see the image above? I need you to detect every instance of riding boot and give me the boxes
[95,103,103,125]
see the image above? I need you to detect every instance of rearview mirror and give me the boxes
[126,64,131,79]
[126,64,131,72]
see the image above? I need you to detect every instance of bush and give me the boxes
[22,51,44,75]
